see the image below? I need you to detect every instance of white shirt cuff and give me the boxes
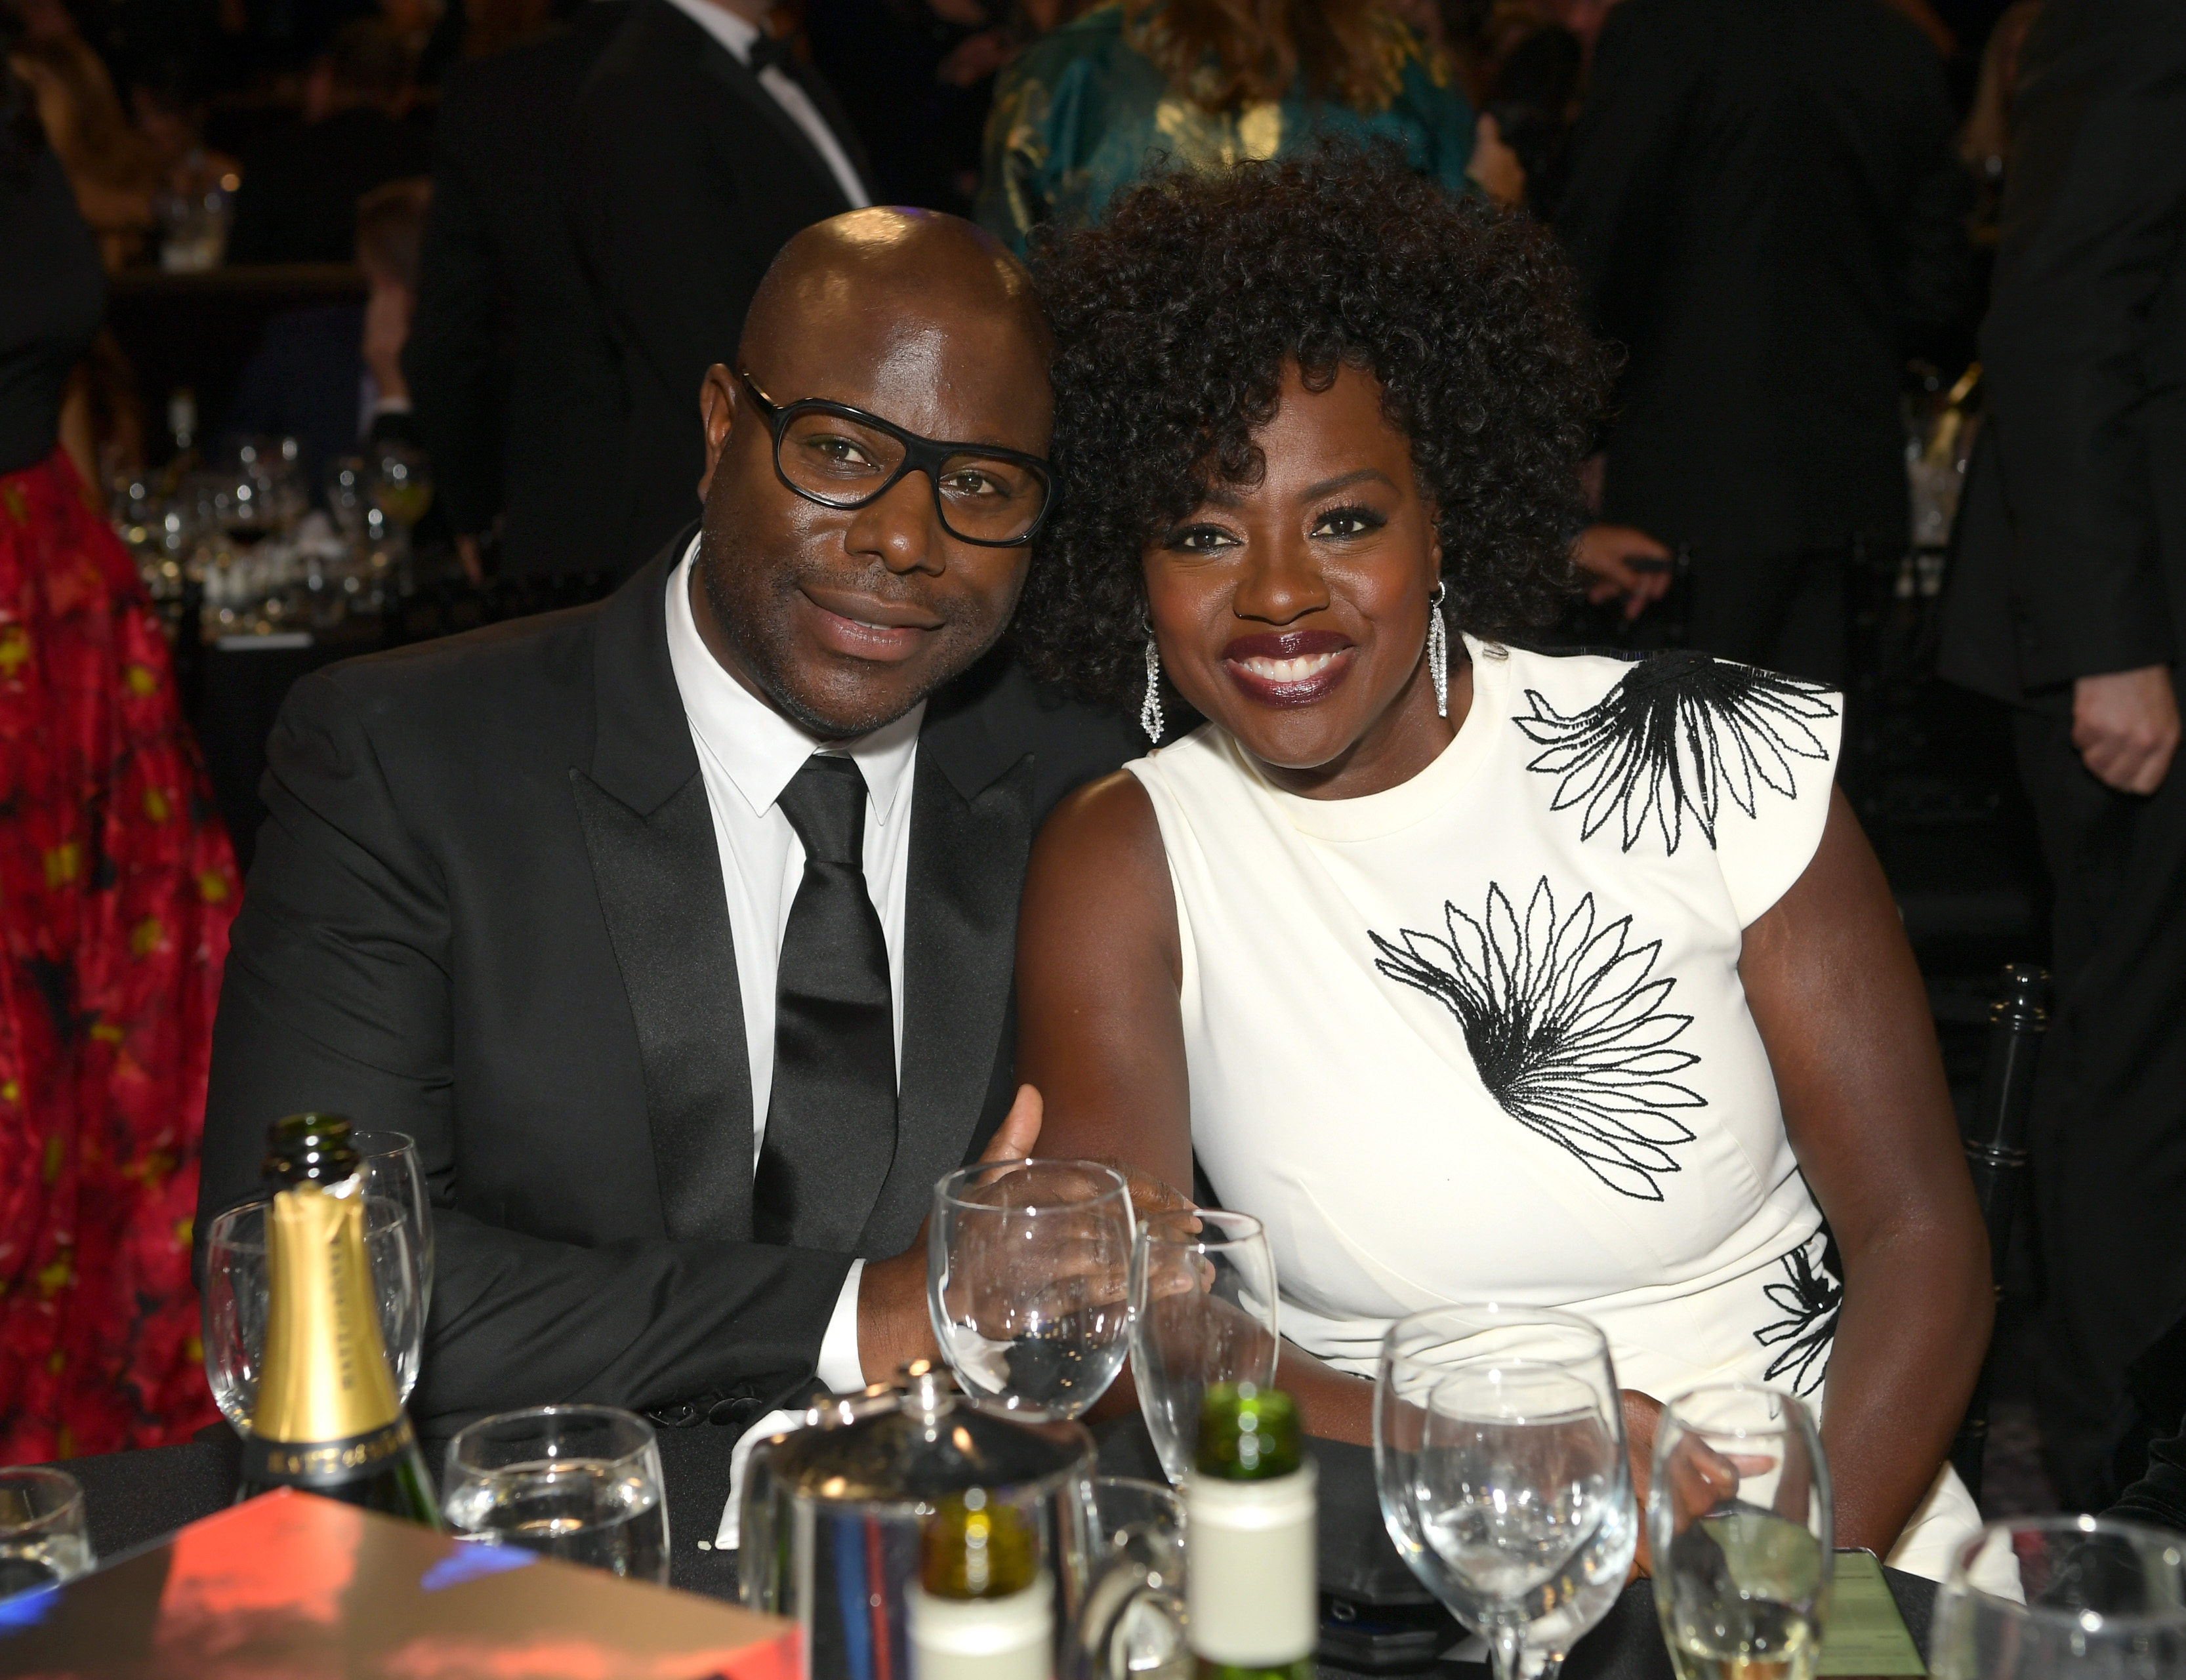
[369,394,413,416]
[815,1258,865,1395]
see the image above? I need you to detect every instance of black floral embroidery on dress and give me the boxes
[1370,876,1703,1201]
[1514,651,1838,853]
[1755,1234,1842,1397]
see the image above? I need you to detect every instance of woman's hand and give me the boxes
[1623,1389,1664,1577]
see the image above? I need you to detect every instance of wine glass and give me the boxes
[1072,1477,1189,1680]
[1376,1304,1636,1680]
[1648,1383,1832,1680]
[1931,1515,2186,1680]
[371,443,434,558]
[201,1193,423,1430]
[443,1405,669,1584]
[929,1158,1136,1420]
[350,1129,434,1315]
[0,1468,94,1602]
[1129,1208,1279,1485]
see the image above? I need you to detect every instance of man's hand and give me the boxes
[856,1084,1044,1382]
[1573,524,1674,620]
[2073,665,2180,794]
[1465,113,1526,208]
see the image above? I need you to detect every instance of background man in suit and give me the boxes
[571,0,875,573]
[1553,0,1969,684]
[403,1,631,586]
[198,209,1141,1437]
[1939,0,2186,1511]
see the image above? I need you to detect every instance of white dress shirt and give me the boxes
[657,0,873,211]
[665,538,918,1399]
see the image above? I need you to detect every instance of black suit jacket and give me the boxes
[569,0,873,573]
[1553,0,1969,561]
[226,106,436,267]
[1937,0,2186,705]
[198,535,1139,1432]
[403,4,631,579]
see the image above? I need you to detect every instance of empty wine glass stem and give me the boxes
[1491,1626,1525,1680]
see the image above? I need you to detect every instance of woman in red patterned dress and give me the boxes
[0,36,236,1460]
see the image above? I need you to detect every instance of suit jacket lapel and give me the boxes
[573,539,756,1242]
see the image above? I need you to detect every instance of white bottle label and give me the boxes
[1185,1461,1317,1666]
[908,1570,1054,1680]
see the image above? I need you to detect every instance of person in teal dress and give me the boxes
[976,0,1484,255]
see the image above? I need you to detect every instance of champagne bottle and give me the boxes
[1187,1383,1317,1680]
[907,1488,1052,1680]
[234,1113,440,1526]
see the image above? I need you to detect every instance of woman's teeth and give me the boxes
[1238,651,1341,682]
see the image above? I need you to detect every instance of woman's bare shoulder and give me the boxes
[1024,769,1178,962]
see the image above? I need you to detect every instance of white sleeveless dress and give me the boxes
[1126,636,1989,1582]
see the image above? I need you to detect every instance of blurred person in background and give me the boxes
[406,0,629,583]
[225,17,431,264]
[7,24,155,268]
[130,56,241,210]
[1554,0,1970,686]
[1939,0,2186,1513]
[224,176,430,475]
[569,0,875,571]
[974,0,1495,256]
[0,27,237,1460]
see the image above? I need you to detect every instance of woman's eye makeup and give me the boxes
[1166,523,1240,553]
[1310,503,1389,540]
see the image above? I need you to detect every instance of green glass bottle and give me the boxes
[1188,1384,1317,1680]
[908,1489,1052,1680]
[234,1114,441,1527]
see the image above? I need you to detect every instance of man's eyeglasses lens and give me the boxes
[776,410,1047,543]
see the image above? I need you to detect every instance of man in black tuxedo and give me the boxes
[198,210,1141,1437]
[571,0,876,573]
[1552,0,1969,683]
[1939,0,2186,1510]
[403,1,632,584]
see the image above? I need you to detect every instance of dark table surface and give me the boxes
[45,1422,1934,1680]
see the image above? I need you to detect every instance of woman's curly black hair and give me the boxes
[1016,144,1613,707]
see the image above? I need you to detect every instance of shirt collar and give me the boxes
[657,0,759,62]
[665,536,923,826]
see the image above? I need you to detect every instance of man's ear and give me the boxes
[697,363,740,501]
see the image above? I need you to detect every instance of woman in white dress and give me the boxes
[1010,149,1996,1580]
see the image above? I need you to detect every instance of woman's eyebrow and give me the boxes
[1302,468,1396,499]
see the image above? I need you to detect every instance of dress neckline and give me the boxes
[1223,634,1510,842]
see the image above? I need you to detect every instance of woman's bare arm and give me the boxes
[1740,785,1992,1554]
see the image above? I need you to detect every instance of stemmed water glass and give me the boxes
[1931,1515,2186,1680]
[1647,1383,1832,1680]
[1129,1208,1280,1485]
[1376,1304,1636,1680]
[929,1158,1136,1420]
[201,1192,424,1430]
[349,1129,434,1315]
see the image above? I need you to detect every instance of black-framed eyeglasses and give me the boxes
[737,369,1054,547]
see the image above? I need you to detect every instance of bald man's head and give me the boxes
[685,207,1056,741]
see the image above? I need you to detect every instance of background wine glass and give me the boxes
[0,1468,94,1601]
[371,443,434,558]
[442,1405,669,1584]
[1376,1304,1635,1680]
[201,1194,423,1429]
[349,1129,434,1315]
[1129,1208,1279,1485]
[1647,1383,1832,1680]
[930,1158,1136,1421]
[1931,1515,2186,1680]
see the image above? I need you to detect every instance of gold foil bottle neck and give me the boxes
[250,1181,403,1444]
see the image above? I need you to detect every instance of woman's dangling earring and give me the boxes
[1428,579,1449,719]
[1140,634,1165,743]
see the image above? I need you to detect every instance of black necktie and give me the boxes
[745,30,796,75]
[753,756,898,1251]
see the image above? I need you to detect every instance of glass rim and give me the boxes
[1659,1380,1817,1438]
[206,1191,413,1250]
[344,1128,419,1157]
[1132,1206,1264,1252]
[1946,1513,2186,1624]
[1382,1301,1613,1369]
[0,1465,87,1530]
[932,1157,1132,1214]
[447,1403,659,1475]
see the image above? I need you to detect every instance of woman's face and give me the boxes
[1142,361,1457,798]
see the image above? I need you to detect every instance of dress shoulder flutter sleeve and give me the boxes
[1506,647,1844,928]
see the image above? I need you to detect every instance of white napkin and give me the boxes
[714,1408,808,1551]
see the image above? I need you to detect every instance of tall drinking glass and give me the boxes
[1129,1208,1279,1485]
[201,1193,423,1429]
[0,1468,93,1601]
[1931,1515,2186,1680]
[1376,1304,1635,1680]
[930,1158,1135,1420]
[1648,1383,1832,1680]
[350,1129,434,1314]
[443,1405,669,1583]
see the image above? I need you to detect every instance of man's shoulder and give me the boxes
[924,651,1142,820]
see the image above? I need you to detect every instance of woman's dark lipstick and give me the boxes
[1221,629,1357,707]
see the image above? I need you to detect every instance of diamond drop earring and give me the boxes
[1428,579,1449,718]
[1140,634,1165,743]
